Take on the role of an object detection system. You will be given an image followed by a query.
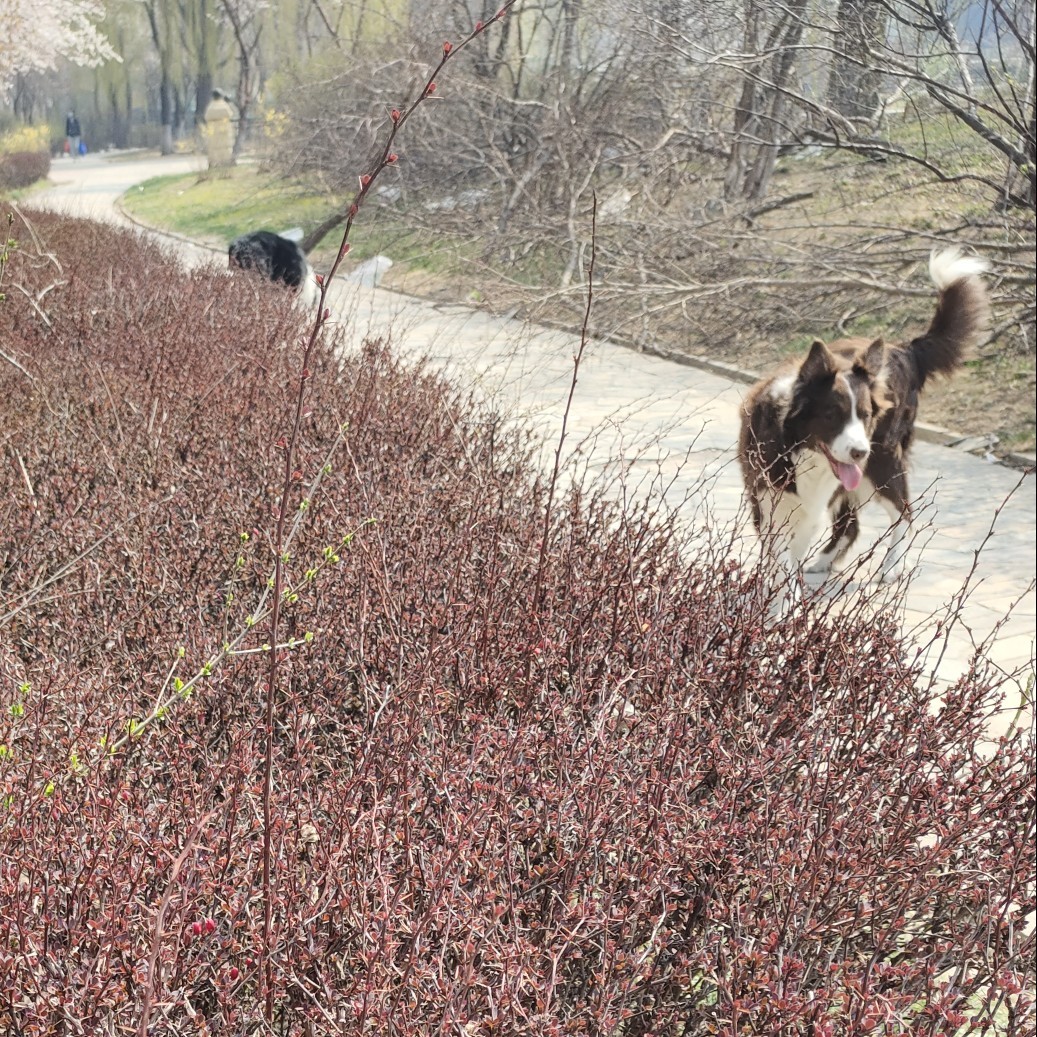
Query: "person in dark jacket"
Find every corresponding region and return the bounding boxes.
[66,112,82,158]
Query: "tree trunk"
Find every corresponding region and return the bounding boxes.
[827,0,888,123]
[124,77,133,148]
[160,71,174,154]
[470,0,506,79]
[724,75,757,194]
[744,5,804,201]
[724,0,806,202]
[220,0,264,163]
[145,0,176,155]
[231,63,253,161]
[12,73,38,123]
[300,208,344,255]
[1018,53,1036,208]
[195,0,215,126]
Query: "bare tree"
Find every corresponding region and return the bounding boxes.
[810,0,1035,209]
[219,0,266,159]
[183,0,222,128]
[257,0,1033,383]
[143,0,177,153]
[722,0,808,201]
[827,0,890,123]
[95,17,136,147]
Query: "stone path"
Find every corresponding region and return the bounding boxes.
[33,151,1035,733]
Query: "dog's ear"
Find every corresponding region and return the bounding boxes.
[855,338,885,379]
[799,339,835,382]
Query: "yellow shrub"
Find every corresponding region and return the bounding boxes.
[0,125,49,155]
[263,109,289,142]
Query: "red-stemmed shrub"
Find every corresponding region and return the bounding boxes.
[0,210,1033,1034]
[0,150,51,191]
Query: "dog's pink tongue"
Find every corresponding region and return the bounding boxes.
[835,461,863,491]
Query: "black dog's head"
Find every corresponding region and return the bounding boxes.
[228,230,305,289]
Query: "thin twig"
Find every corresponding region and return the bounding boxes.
[527,193,598,684]
[258,4,522,1019]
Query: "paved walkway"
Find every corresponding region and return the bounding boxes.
[33,152,1036,734]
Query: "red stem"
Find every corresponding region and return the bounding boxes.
[259,4,520,1018]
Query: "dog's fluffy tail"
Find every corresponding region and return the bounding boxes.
[299,261,318,307]
[909,248,990,388]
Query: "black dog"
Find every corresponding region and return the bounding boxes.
[228,230,317,305]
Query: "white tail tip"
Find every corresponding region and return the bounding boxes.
[929,248,989,290]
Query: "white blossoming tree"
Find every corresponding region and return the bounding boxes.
[1,0,117,96]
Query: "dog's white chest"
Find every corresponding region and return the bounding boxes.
[755,451,838,571]
[793,451,839,515]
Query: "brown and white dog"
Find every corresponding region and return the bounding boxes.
[739,249,990,600]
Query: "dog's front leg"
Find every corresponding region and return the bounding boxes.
[806,494,860,575]
[760,493,818,610]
